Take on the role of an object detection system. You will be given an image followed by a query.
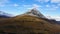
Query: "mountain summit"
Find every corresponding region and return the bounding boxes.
[24,8,46,18]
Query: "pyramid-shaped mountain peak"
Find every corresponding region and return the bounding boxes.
[27,9,42,16]
[23,8,46,18]
[29,8,40,14]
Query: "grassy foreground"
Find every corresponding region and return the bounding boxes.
[0,15,60,34]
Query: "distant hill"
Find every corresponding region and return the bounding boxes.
[0,11,12,18]
[0,9,60,34]
[57,21,60,24]
[48,19,60,24]
[0,15,10,18]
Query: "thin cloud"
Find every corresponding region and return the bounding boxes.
[45,4,59,10]
[58,3,60,6]
[23,4,41,8]
[51,5,59,9]
[51,16,60,21]
[23,4,42,9]
[13,4,19,7]
[46,16,60,21]
[32,4,41,8]
[46,5,50,7]
[0,0,9,7]
[0,4,5,7]
[51,0,60,3]
[0,0,9,4]
[35,0,49,3]
[35,0,60,3]
[23,5,31,7]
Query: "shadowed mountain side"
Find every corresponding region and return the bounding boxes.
[0,11,13,18]
[0,15,11,18]
[0,15,60,34]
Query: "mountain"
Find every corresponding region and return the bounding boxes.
[21,9,59,24]
[0,9,60,34]
[57,21,60,24]
[0,15,10,18]
[47,19,60,24]
[0,11,12,18]
[22,9,46,18]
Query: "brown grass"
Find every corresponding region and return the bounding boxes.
[0,15,60,34]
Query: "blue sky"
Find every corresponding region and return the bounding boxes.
[0,0,60,21]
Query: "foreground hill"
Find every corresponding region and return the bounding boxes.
[0,15,60,34]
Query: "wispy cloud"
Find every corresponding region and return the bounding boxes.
[52,16,60,21]
[46,5,50,7]
[0,0,9,7]
[0,4,5,7]
[0,0,9,3]
[45,3,60,11]
[13,4,19,7]
[35,0,60,3]
[51,0,60,3]
[58,3,60,6]
[23,5,31,7]
[32,4,41,8]
[0,0,20,7]
[35,0,49,3]
[46,16,60,21]
[23,4,42,9]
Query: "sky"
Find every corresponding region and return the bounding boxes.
[0,0,60,21]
